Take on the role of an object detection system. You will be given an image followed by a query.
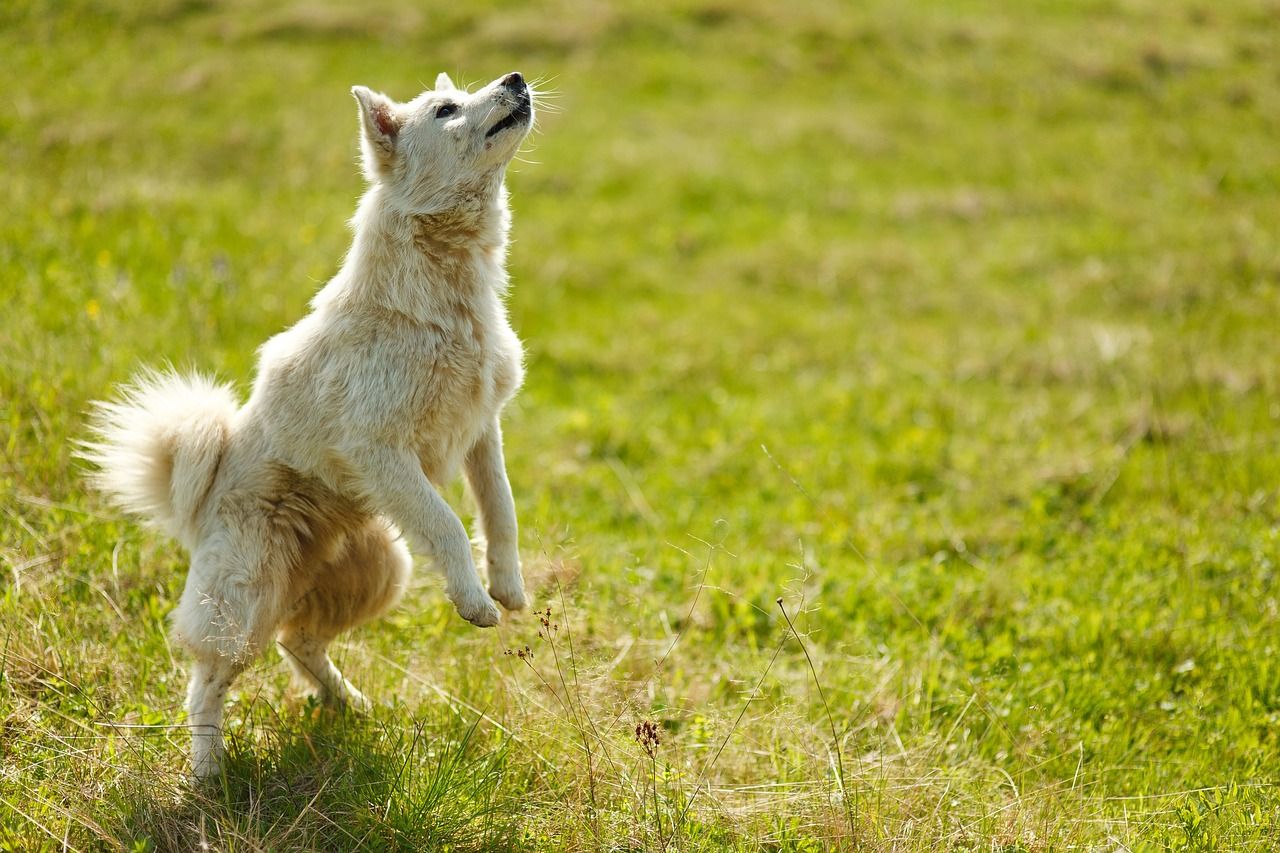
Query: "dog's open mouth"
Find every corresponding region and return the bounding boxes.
[485,94,532,138]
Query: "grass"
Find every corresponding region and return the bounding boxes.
[2,0,1279,848]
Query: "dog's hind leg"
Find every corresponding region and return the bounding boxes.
[273,625,366,712]
[277,519,411,710]
[186,655,244,781]
[172,528,291,782]
[277,627,371,711]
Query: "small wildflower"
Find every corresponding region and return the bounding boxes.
[504,645,534,661]
[635,719,661,759]
[536,607,557,638]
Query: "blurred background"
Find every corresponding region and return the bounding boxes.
[2,0,1279,848]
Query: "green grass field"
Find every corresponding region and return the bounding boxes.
[3,0,1280,848]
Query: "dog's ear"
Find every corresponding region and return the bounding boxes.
[435,72,456,91]
[351,85,401,179]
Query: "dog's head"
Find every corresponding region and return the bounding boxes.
[351,71,534,212]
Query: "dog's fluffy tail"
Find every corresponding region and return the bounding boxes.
[81,369,239,542]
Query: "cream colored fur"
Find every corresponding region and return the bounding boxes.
[83,71,537,781]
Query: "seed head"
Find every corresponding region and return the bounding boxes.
[635,719,661,759]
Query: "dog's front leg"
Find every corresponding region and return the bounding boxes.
[352,444,500,627]
[464,420,527,611]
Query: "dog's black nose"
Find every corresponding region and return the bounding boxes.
[501,71,525,90]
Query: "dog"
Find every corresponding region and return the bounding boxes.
[83,71,537,780]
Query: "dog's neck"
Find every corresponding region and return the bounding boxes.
[317,182,511,320]
[411,181,510,256]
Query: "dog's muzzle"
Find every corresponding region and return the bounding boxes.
[485,72,532,138]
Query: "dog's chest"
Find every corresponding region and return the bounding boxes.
[407,300,523,478]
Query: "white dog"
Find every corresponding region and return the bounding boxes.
[83,71,537,780]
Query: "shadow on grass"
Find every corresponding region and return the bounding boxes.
[101,702,520,851]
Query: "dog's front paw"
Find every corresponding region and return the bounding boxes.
[486,550,528,611]
[450,585,502,627]
[488,571,528,611]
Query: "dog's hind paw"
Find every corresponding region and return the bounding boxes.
[313,682,372,714]
[338,686,374,714]
[189,744,225,785]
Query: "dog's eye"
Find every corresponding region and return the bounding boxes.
[435,103,458,119]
